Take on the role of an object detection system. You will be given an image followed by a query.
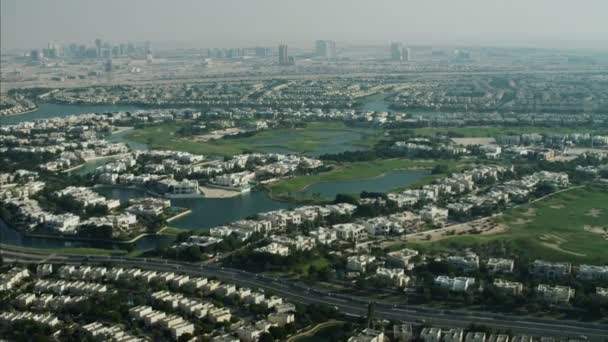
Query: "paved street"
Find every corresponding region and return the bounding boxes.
[2,246,607,340]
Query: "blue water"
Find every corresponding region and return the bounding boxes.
[93,186,291,231]
[1,103,143,125]
[0,218,174,251]
[361,96,391,112]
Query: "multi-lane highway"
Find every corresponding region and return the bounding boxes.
[2,246,607,340]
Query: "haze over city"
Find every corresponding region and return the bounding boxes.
[2,0,608,51]
[2,1,608,342]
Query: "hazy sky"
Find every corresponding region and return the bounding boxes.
[2,0,608,51]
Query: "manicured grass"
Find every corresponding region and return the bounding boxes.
[159,226,188,236]
[292,321,347,342]
[409,126,608,138]
[407,187,608,264]
[291,256,330,277]
[2,244,127,256]
[267,158,443,198]
[126,121,382,157]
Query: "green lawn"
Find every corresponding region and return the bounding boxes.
[2,245,127,256]
[126,121,382,157]
[407,187,608,264]
[292,321,347,342]
[267,158,443,198]
[291,256,330,277]
[159,226,188,236]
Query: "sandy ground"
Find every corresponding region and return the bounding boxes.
[538,234,586,257]
[451,137,496,146]
[585,208,602,218]
[199,185,244,198]
[549,204,565,209]
[583,225,608,240]
[192,128,244,142]
[406,217,506,242]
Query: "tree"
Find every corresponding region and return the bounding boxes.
[431,164,451,175]
[367,301,376,329]
[258,332,274,342]
[183,245,203,261]
[334,193,358,205]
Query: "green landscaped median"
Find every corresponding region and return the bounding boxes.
[406,186,608,264]
[267,159,443,198]
[1,244,127,256]
[126,121,382,157]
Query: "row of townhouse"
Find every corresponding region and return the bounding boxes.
[82,322,146,342]
[57,265,108,280]
[419,328,519,342]
[33,279,108,295]
[15,293,86,310]
[0,267,30,292]
[151,290,231,323]
[0,311,61,328]
[51,265,290,312]
[129,305,195,340]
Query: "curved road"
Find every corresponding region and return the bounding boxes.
[1,246,607,340]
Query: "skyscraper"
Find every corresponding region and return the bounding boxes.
[95,38,102,58]
[390,42,403,61]
[315,40,337,59]
[403,47,411,62]
[278,44,292,65]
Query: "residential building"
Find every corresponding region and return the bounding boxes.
[348,328,384,342]
[346,255,376,273]
[530,260,571,279]
[487,258,514,274]
[420,327,442,342]
[493,279,524,296]
[435,276,476,292]
[536,284,575,304]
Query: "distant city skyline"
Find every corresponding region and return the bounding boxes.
[2,0,608,52]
